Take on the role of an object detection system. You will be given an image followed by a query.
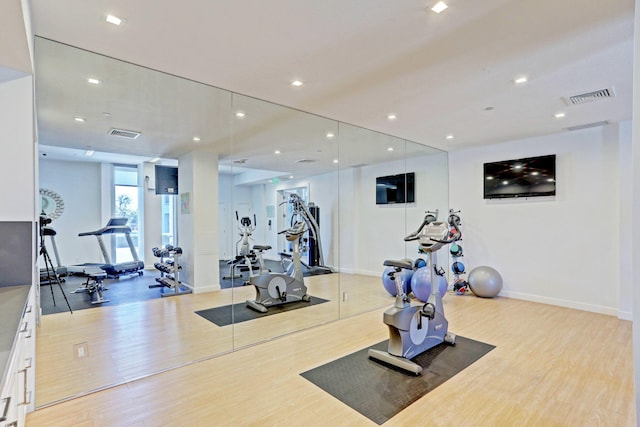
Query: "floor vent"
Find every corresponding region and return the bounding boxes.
[108,128,141,139]
[567,120,610,131]
[564,88,615,105]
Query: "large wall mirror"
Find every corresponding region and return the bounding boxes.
[34,37,448,407]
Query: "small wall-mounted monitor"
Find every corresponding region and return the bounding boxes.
[155,165,178,195]
[376,172,415,205]
[483,154,556,199]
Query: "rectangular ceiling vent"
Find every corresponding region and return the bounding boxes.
[564,87,615,105]
[108,128,141,139]
[567,120,610,131]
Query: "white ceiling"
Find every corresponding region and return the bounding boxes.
[29,0,635,172]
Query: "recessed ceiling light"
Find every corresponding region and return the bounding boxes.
[326,132,335,139]
[333,159,339,164]
[274,150,281,155]
[87,78,101,85]
[531,171,539,176]
[387,113,397,120]
[431,1,448,13]
[193,136,201,142]
[235,111,246,118]
[149,158,160,163]
[291,80,303,87]
[554,112,566,119]
[74,117,85,122]
[445,134,454,140]
[289,175,294,179]
[387,147,394,152]
[106,14,123,25]
[514,76,528,84]
[84,150,94,157]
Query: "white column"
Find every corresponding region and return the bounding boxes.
[178,151,220,292]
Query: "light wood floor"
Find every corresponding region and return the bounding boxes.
[28,283,634,426]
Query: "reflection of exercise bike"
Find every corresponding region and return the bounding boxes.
[369,213,457,374]
[223,212,259,280]
[246,221,311,313]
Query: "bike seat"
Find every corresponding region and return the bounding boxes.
[253,245,272,251]
[383,259,413,270]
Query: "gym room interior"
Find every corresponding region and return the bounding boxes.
[1,1,639,426]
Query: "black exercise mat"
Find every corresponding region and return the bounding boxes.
[40,272,168,315]
[195,296,329,326]
[300,336,495,425]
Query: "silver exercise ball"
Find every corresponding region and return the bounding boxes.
[468,266,503,298]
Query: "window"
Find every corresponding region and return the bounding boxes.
[161,194,177,246]
[113,165,140,263]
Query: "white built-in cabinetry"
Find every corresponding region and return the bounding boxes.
[0,285,36,427]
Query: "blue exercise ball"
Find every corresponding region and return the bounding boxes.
[381,267,413,296]
[411,267,448,302]
[452,261,466,274]
[468,266,503,298]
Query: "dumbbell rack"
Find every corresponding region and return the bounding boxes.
[149,245,192,297]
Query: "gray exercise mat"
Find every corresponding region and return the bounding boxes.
[300,336,495,425]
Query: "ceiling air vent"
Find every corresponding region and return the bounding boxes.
[567,120,610,131]
[108,128,141,139]
[563,88,615,106]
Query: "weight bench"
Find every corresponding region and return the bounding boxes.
[72,267,109,304]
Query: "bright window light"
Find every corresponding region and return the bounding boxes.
[106,15,122,25]
[431,1,448,13]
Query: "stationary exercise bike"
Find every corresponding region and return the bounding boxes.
[245,220,311,313]
[369,213,457,374]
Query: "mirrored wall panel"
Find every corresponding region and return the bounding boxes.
[33,36,448,407]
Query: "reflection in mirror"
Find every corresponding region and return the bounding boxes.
[33,37,448,408]
[223,94,341,348]
[338,123,448,318]
[34,37,235,406]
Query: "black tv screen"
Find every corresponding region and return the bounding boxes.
[376,172,415,204]
[155,165,178,195]
[483,154,556,199]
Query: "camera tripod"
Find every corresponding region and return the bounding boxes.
[40,220,72,313]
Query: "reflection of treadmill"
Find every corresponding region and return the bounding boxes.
[68,218,144,279]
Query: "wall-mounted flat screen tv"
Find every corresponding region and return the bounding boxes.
[376,172,415,204]
[155,165,178,195]
[483,154,556,199]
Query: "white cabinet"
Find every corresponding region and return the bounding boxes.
[0,286,35,427]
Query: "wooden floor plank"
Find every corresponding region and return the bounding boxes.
[28,277,635,426]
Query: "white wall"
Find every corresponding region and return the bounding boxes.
[631,0,639,419]
[142,162,163,268]
[39,159,103,265]
[449,123,629,317]
[0,76,35,220]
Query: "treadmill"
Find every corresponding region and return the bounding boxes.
[68,218,145,278]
